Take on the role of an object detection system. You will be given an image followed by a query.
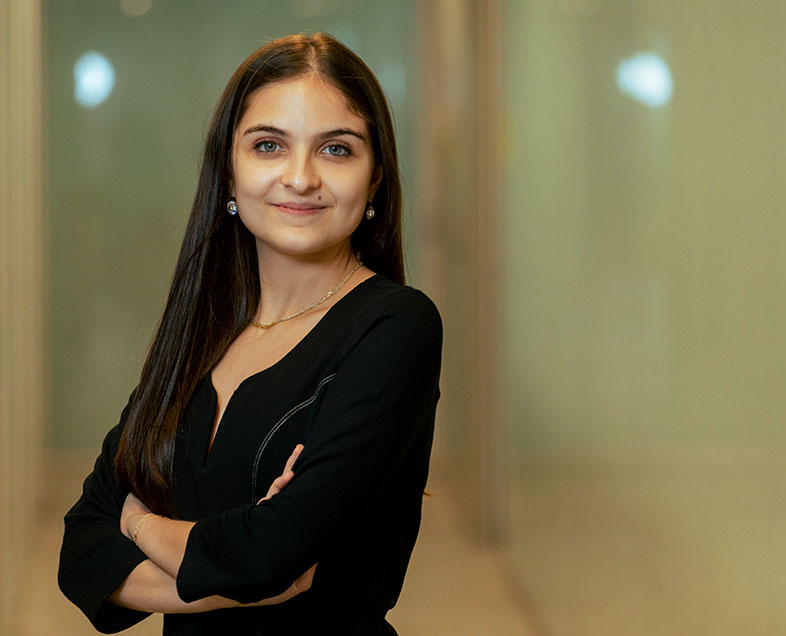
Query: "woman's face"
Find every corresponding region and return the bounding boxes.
[231,75,381,261]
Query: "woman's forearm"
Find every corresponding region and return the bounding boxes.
[129,513,194,579]
[108,559,232,613]
[109,559,314,613]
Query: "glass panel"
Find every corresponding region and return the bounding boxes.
[502,1,786,634]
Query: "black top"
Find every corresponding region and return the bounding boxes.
[58,274,442,635]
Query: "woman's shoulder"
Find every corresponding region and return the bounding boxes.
[324,273,442,376]
[355,274,442,332]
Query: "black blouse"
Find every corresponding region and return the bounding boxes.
[58,274,442,635]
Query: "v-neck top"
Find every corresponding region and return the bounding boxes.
[58,275,442,635]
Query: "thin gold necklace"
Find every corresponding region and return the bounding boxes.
[250,261,364,330]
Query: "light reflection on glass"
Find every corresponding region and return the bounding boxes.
[120,0,153,18]
[616,52,673,108]
[73,52,115,108]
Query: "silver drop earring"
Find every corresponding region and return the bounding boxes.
[226,198,238,215]
[365,202,375,220]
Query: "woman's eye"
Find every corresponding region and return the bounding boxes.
[255,140,281,153]
[323,144,351,157]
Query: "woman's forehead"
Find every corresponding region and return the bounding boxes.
[237,76,368,137]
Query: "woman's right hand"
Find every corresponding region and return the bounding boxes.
[258,444,304,504]
[250,563,317,606]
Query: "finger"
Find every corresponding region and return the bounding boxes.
[283,444,304,474]
[301,564,317,590]
[257,446,302,506]
[291,564,317,595]
[260,470,295,503]
[272,472,293,491]
[285,444,303,472]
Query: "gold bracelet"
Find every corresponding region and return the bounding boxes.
[132,513,161,545]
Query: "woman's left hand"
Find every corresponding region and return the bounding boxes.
[258,444,304,504]
[121,491,153,541]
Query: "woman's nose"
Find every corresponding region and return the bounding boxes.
[281,151,320,193]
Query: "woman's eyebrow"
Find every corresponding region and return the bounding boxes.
[316,128,367,142]
[242,124,286,137]
[241,124,366,142]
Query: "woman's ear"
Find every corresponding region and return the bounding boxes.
[369,165,383,200]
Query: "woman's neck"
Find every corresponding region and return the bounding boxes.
[253,243,362,324]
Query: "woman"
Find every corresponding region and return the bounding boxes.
[58,33,442,635]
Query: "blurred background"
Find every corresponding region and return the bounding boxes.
[2,0,785,634]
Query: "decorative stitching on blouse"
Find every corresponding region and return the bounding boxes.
[250,373,336,503]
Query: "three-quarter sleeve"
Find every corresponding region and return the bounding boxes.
[176,290,442,604]
[58,394,152,633]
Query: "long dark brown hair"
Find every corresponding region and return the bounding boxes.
[115,33,404,516]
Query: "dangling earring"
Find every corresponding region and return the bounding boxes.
[226,198,238,215]
[365,202,375,220]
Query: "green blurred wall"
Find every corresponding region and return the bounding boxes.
[45,0,417,448]
[502,0,785,450]
[501,1,786,634]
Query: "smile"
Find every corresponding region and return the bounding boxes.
[271,202,328,216]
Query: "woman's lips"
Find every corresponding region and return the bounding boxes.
[272,202,327,216]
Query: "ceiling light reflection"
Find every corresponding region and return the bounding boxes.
[616,52,673,108]
[73,52,115,108]
[120,0,153,18]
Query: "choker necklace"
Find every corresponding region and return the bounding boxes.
[250,261,364,330]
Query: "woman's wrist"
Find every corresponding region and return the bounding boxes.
[123,510,143,541]
[121,492,154,540]
[131,512,162,544]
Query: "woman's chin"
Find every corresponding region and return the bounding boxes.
[255,237,352,261]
